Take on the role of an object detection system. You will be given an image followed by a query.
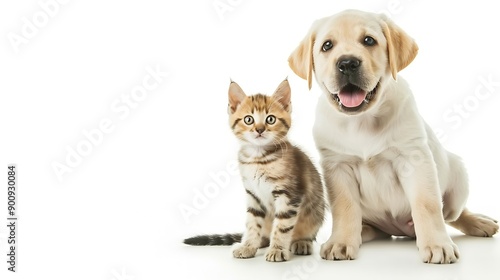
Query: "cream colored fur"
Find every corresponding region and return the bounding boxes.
[288,9,498,264]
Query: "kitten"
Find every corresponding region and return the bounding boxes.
[184,79,325,262]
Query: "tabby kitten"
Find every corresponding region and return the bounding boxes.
[184,79,325,262]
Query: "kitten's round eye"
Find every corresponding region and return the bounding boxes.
[363,36,376,46]
[322,40,333,52]
[266,115,276,125]
[244,115,254,125]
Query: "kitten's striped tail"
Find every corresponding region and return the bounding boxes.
[183,233,242,246]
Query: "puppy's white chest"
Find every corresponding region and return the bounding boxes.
[316,124,387,159]
[313,97,390,159]
[341,130,386,159]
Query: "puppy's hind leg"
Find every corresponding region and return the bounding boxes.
[443,153,498,237]
[448,208,499,237]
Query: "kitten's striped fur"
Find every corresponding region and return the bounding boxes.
[184,79,325,262]
[184,233,242,246]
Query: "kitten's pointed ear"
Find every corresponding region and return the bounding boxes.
[273,79,291,112]
[228,80,246,114]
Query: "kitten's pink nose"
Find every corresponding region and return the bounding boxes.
[256,126,265,134]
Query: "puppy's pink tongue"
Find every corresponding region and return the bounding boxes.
[338,90,367,108]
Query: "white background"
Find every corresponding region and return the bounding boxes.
[1,0,500,279]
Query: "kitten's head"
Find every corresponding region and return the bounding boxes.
[228,79,292,147]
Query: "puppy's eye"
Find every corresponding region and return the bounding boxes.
[363,36,376,46]
[322,40,333,52]
[266,115,276,125]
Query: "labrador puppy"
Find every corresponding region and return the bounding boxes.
[288,9,498,264]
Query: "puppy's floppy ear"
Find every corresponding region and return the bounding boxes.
[288,19,324,90]
[379,14,419,80]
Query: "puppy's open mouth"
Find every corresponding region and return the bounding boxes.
[329,82,379,112]
[330,81,380,112]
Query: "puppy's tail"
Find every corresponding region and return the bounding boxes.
[183,233,242,246]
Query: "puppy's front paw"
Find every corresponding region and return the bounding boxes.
[418,239,460,264]
[291,240,313,255]
[232,243,257,259]
[320,241,359,260]
[265,247,290,262]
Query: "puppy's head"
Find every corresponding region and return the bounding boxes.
[289,10,418,115]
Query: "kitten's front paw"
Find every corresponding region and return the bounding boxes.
[418,238,459,264]
[265,247,290,262]
[320,241,359,260]
[232,243,257,259]
[291,240,313,255]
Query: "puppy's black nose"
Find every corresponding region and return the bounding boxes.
[337,57,361,75]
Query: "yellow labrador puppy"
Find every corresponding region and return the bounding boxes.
[288,9,498,264]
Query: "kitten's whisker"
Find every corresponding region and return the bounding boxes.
[272,136,288,161]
